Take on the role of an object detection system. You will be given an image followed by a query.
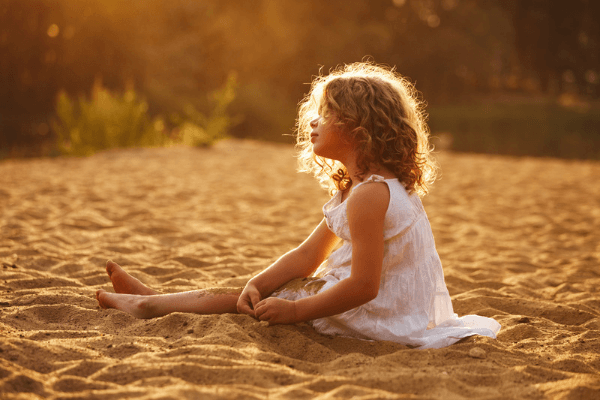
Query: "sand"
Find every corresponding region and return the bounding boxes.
[0,139,599,399]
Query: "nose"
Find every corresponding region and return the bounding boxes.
[309,117,319,128]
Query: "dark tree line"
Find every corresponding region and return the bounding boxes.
[511,0,599,96]
[0,0,598,154]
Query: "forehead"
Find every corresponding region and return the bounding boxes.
[311,89,325,112]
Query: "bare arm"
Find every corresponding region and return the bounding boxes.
[255,182,390,324]
[236,218,340,315]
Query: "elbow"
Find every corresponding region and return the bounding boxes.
[355,280,379,303]
[347,275,380,303]
[364,285,379,302]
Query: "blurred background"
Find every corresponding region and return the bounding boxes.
[1,0,599,159]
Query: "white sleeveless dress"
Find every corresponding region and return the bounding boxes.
[272,174,500,349]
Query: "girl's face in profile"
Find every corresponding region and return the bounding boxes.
[309,113,354,162]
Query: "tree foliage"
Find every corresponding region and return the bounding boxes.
[1,0,598,157]
[52,81,168,156]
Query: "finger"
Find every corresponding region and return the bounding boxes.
[258,310,270,321]
[254,303,266,318]
[250,292,262,308]
[255,299,267,308]
[236,297,254,316]
[256,303,274,320]
[237,303,253,316]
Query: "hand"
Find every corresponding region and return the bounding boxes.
[236,282,261,317]
[254,297,298,325]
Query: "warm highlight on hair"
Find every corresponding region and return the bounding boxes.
[296,62,437,196]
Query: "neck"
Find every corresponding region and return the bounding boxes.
[339,154,395,187]
[337,152,361,185]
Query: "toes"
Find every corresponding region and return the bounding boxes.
[106,260,120,276]
[96,290,106,308]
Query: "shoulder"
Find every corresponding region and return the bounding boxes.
[346,181,390,223]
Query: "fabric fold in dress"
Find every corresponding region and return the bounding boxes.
[272,174,501,349]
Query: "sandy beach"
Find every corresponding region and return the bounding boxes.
[1,140,599,399]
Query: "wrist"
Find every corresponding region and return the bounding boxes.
[294,298,307,323]
[246,278,261,291]
[246,279,267,299]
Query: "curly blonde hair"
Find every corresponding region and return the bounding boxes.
[296,62,437,196]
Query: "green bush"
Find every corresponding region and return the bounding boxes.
[53,73,237,155]
[53,82,169,156]
[428,100,600,160]
[171,72,239,147]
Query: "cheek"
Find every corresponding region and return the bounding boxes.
[312,134,346,159]
[333,130,355,150]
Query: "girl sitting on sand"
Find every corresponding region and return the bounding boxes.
[97,62,500,349]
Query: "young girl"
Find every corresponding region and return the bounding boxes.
[96,62,500,349]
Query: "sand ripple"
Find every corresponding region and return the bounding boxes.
[1,141,599,399]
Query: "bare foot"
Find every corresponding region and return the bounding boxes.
[105,260,158,295]
[96,289,156,318]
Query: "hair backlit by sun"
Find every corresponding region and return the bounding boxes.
[296,61,438,196]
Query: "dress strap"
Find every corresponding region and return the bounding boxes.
[352,174,387,191]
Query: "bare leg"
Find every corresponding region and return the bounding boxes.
[96,288,242,319]
[97,260,242,318]
[105,260,158,295]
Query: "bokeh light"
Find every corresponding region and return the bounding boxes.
[47,24,59,38]
[427,15,440,28]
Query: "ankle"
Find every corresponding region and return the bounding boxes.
[134,297,158,319]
